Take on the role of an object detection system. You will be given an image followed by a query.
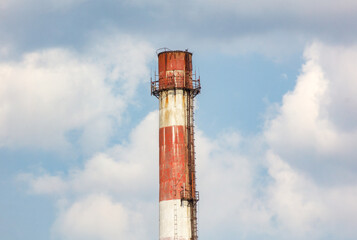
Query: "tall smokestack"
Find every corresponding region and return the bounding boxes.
[151,48,201,240]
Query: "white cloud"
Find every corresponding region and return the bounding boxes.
[265,44,336,154]
[199,41,357,239]
[24,112,357,239]
[53,194,142,240]
[21,111,159,239]
[69,111,159,197]
[195,130,272,238]
[265,42,357,182]
[261,41,357,238]
[0,34,153,151]
[265,151,326,238]
[22,111,158,196]
[265,150,357,239]
[196,130,357,239]
[18,173,67,195]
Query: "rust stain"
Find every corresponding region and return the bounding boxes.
[158,51,193,90]
[165,94,169,107]
[159,126,188,201]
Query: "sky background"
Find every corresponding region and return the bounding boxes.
[1,0,357,239]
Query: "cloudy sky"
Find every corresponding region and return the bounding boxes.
[1,0,357,239]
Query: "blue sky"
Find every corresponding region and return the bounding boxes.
[1,0,357,240]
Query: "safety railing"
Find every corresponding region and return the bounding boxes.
[151,74,201,98]
[180,189,199,203]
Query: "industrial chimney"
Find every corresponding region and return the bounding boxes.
[151,48,201,240]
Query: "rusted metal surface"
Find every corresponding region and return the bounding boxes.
[159,125,188,201]
[158,51,191,90]
[151,50,201,98]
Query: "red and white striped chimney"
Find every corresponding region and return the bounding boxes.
[151,49,201,240]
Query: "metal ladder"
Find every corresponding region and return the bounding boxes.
[186,90,199,240]
[174,202,178,240]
